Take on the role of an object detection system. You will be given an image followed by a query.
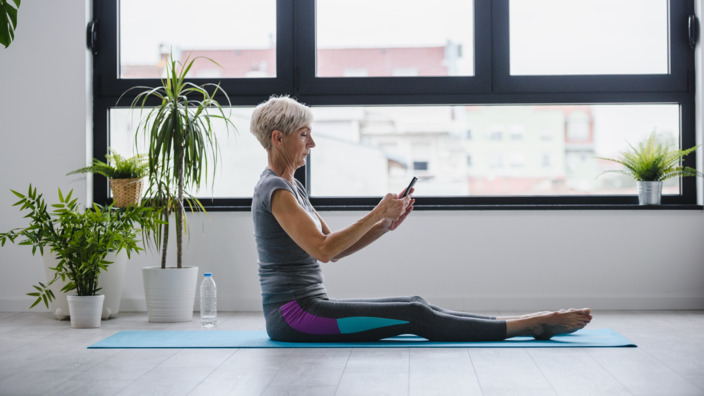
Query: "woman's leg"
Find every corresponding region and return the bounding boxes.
[335,296,496,320]
[341,297,587,327]
[267,296,507,342]
[264,297,591,342]
[315,298,591,340]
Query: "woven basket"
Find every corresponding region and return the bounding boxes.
[110,178,144,208]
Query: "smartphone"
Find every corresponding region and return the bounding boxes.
[401,177,418,198]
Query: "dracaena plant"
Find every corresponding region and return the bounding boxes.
[124,52,236,269]
[0,185,158,308]
[597,132,702,182]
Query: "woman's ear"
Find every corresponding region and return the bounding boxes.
[271,130,284,148]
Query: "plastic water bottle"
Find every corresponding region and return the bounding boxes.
[200,273,217,328]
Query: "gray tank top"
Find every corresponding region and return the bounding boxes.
[252,168,327,304]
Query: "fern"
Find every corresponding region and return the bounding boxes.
[597,132,702,182]
[67,149,148,179]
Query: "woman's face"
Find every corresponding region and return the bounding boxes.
[280,124,315,169]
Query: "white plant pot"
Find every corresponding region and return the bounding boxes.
[98,250,128,319]
[67,294,104,328]
[42,254,70,320]
[637,181,662,205]
[43,251,128,320]
[142,266,199,323]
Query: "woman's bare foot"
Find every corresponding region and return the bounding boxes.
[505,308,592,340]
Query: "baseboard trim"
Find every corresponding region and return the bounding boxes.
[2,295,703,313]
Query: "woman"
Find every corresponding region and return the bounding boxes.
[250,96,591,342]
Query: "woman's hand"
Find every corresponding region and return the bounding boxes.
[378,187,415,231]
[386,200,414,231]
[376,193,409,221]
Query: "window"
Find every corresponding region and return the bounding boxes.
[316,0,474,78]
[509,0,668,76]
[119,0,277,79]
[92,0,698,210]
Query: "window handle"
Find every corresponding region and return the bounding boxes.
[689,14,699,50]
[87,19,98,55]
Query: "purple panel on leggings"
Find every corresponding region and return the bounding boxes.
[280,300,340,335]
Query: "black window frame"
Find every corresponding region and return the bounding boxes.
[92,0,700,211]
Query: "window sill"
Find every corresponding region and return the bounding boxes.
[313,203,703,211]
[198,199,703,212]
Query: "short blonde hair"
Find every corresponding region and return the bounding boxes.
[250,95,313,150]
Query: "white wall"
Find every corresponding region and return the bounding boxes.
[1,1,703,313]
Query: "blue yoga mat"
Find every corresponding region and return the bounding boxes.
[88,329,635,349]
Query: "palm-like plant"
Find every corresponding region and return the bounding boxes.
[597,132,701,182]
[125,52,235,269]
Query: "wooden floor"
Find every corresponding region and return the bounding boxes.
[0,310,702,395]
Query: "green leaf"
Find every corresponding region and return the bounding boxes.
[28,296,42,309]
[0,0,20,48]
[10,189,24,199]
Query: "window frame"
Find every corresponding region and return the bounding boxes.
[92,0,700,211]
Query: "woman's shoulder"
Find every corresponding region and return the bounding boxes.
[255,169,294,197]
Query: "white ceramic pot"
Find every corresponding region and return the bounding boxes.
[67,294,104,328]
[142,266,199,322]
[42,254,70,320]
[43,251,128,320]
[637,181,662,205]
[98,250,128,319]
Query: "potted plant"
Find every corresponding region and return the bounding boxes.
[67,149,148,208]
[0,185,156,327]
[597,132,702,205]
[124,52,235,322]
[0,0,20,48]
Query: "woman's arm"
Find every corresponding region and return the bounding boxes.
[271,189,409,263]
[325,199,414,262]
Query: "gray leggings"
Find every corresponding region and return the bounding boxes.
[263,295,507,342]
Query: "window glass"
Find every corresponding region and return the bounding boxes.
[308,104,680,197]
[316,0,474,77]
[109,108,266,198]
[509,0,668,75]
[119,0,276,78]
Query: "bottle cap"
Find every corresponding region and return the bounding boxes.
[204,272,212,277]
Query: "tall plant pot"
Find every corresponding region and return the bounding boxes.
[67,294,104,328]
[637,181,662,205]
[98,250,128,319]
[142,266,199,322]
